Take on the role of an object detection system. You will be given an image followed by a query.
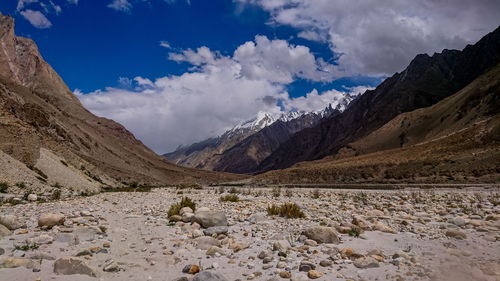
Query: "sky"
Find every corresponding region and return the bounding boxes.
[1,0,499,153]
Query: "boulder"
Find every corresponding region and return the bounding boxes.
[192,211,227,228]
[203,226,228,236]
[193,236,221,250]
[0,215,25,230]
[354,256,380,268]
[192,270,229,281]
[38,213,65,228]
[27,194,37,202]
[0,257,39,270]
[0,224,11,238]
[53,257,96,277]
[303,226,340,244]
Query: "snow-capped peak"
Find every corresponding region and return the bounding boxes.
[231,111,278,132]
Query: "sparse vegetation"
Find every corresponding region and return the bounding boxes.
[217,186,225,194]
[176,183,203,190]
[51,188,62,200]
[0,182,8,193]
[267,203,305,218]
[14,242,39,251]
[168,197,196,217]
[228,187,239,194]
[15,182,26,189]
[272,186,281,198]
[219,194,239,202]
[348,227,361,237]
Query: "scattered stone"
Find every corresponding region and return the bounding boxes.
[192,211,228,228]
[203,226,228,236]
[445,229,467,240]
[279,271,292,279]
[27,194,37,202]
[303,226,340,244]
[38,213,65,228]
[0,257,39,270]
[0,215,25,230]
[307,270,323,279]
[299,261,316,272]
[192,270,229,281]
[0,224,11,238]
[53,257,96,277]
[353,257,380,269]
[103,261,121,272]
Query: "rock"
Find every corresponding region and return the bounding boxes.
[53,257,96,277]
[299,261,316,272]
[319,260,332,267]
[303,226,340,244]
[373,222,397,234]
[0,215,25,230]
[0,224,11,238]
[169,215,182,222]
[179,207,194,216]
[193,236,221,250]
[192,270,229,281]
[38,213,65,228]
[279,271,292,278]
[452,217,466,227]
[353,257,379,269]
[74,227,98,241]
[182,264,201,274]
[55,233,79,246]
[192,211,228,228]
[203,226,228,236]
[32,234,54,244]
[248,213,267,224]
[25,252,55,260]
[192,229,204,238]
[103,261,121,272]
[272,240,291,252]
[206,246,225,257]
[304,239,318,246]
[182,212,194,223]
[445,229,467,239]
[27,194,37,201]
[307,270,323,279]
[0,257,39,269]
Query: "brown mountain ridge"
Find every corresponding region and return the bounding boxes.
[0,14,243,195]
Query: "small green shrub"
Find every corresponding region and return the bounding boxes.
[0,182,8,193]
[15,182,26,189]
[168,197,196,217]
[15,242,39,251]
[219,194,239,202]
[348,227,361,237]
[311,188,320,199]
[267,203,305,218]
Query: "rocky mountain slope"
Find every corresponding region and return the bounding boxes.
[0,14,242,196]
[255,61,500,184]
[256,25,500,173]
[164,104,341,173]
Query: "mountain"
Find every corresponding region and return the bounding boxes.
[0,14,242,195]
[255,62,500,183]
[164,101,346,173]
[256,25,500,173]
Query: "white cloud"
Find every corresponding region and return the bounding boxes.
[77,36,354,153]
[283,86,372,113]
[236,0,500,76]
[159,40,171,49]
[107,0,132,12]
[20,9,52,29]
[16,0,38,11]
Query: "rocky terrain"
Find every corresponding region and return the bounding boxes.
[0,14,243,195]
[0,185,499,281]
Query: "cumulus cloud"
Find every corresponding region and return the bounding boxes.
[77,36,357,153]
[236,0,500,76]
[107,0,132,12]
[20,9,52,29]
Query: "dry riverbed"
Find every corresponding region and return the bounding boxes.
[0,186,499,281]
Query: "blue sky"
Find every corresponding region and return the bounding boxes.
[0,0,380,97]
[1,0,498,153]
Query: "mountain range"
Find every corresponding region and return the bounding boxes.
[163,98,350,173]
[0,14,242,195]
[167,25,500,183]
